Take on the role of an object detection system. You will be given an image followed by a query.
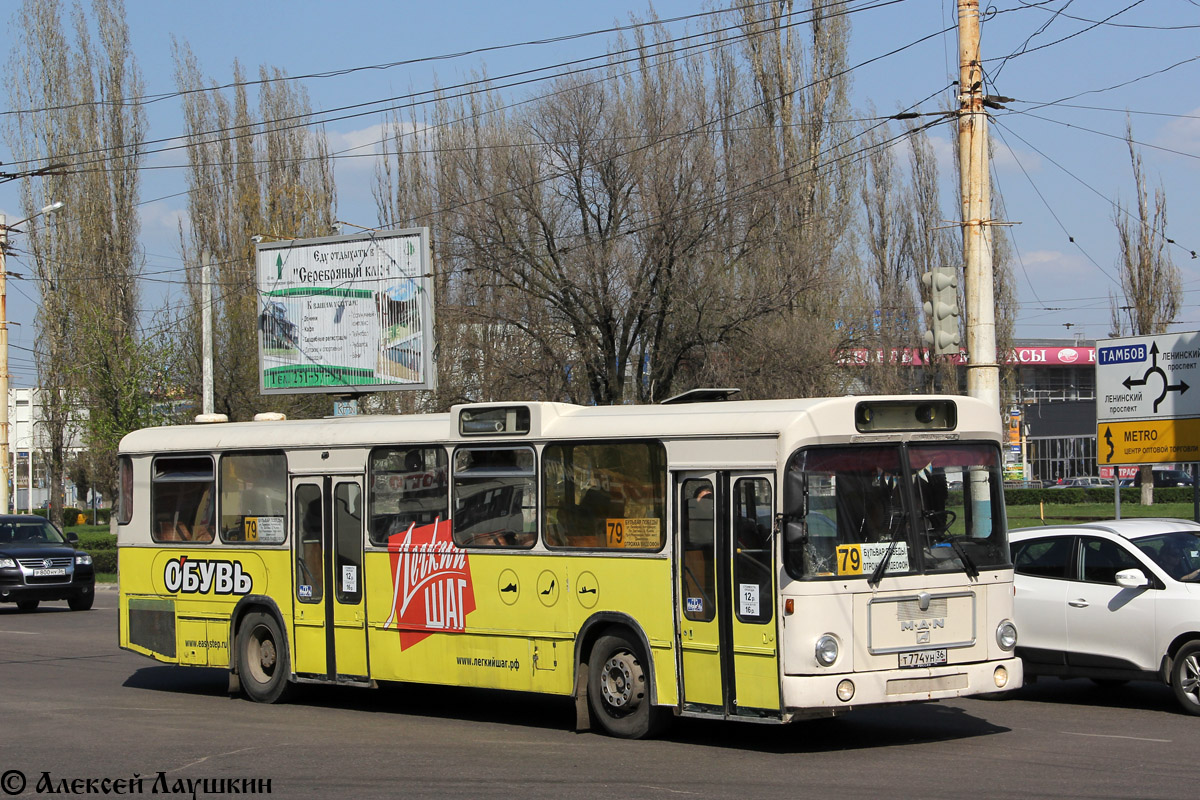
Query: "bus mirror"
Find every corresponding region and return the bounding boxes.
[782,470,806,518]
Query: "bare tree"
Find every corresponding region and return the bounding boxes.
[855,117,922,394]
[174,46,338,420]
[5,0,152,512]
[1109,122,1182,504]
[907,122,961,394]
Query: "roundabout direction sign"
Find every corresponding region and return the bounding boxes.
[1096,331,1200,466]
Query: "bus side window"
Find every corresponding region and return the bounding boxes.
[733,478,772,624]
[452,447,537,548]
[542,441,666,551]
[681,480,715,622]
[368,446,449,545]
[151,456,214,545]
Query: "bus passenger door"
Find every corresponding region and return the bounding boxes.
[677,473,722,708]
[290,477,369,682]
[329,478,368,680]
[727,474,779,713]
[676,472,779,717]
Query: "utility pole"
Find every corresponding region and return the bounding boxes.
[958,0,1000,416]
[1,216,11,513]
[201,250,214,415]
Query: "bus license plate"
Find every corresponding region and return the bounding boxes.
[899,649,947,668]
[33,568,66,577]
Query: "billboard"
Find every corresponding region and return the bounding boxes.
[255,228,436,394]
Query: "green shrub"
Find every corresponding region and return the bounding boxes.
[75,530,116,550]
[89,550,117,574]
[1003,486,1196,506]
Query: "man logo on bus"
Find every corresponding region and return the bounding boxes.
[385,518,476,650]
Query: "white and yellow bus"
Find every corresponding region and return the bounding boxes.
[117,394,1020,738]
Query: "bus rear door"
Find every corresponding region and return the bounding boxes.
[676,471,780,717]
[291,476,369,683]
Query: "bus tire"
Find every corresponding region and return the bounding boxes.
[237,611,293,704]
[586,633,669,739]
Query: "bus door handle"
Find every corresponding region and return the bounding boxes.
[1068,599,1089,608]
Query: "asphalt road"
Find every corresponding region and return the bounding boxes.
[2,586,1197,799]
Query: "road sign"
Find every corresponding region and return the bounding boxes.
[1096,418,1200,466]
[1096,332,1200,422]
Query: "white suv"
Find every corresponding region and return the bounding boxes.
[1010,519,1200,714]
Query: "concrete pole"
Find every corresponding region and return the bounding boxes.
[958,0,1000,416]
[202,250,214,416]
[1,216,10,513]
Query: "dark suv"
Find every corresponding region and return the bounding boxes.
[1133,469,1195,488]
[0,515,95,611]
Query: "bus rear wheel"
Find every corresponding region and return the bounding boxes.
[587,633,669,739]
[237,611,293,704]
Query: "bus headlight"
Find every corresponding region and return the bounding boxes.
[996,619,1017,651]
[815,634,840,666]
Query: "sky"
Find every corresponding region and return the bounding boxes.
[2,0,1199,386]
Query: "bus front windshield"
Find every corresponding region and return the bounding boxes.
[784,442,1009,580]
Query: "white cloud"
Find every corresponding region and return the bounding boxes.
[1021,248,1090,274]
[326,123,388,177]
[1155,106,1200,163]
[138,200,186,257]
[989,135,1040,173]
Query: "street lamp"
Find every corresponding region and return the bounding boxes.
[1,200,64,513]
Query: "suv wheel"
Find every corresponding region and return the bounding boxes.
[68,591,94,611]
[1170,641,1200,715]
[16,600,39,612]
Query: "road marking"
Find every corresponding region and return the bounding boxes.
[1063,731,1171,743]
[0,630,39,635]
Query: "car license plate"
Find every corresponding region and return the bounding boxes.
[33,568,66,577]
[899,649,947,668]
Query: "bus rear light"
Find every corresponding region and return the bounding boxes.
[836,680,855,702]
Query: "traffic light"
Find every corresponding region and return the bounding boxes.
[921,265,961,355]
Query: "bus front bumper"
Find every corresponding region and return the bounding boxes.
[781,656,1022,712]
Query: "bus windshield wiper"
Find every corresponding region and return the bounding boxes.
[869,536,901,587]
[951,538,980,579]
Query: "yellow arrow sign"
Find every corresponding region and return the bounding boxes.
[1097,418,1200,465]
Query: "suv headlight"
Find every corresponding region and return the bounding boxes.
[75,553,92,566]
[815,634,840,666]
[0,557,16,569]
[996,619,1017,651]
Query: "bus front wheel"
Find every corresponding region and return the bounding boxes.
[237,611,293,704]
[587,633,669,739]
